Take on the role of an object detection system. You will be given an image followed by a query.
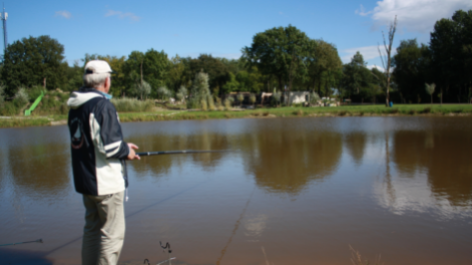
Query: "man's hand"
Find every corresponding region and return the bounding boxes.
[127,143,141,160]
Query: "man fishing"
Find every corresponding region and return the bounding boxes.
[67,60,140,265]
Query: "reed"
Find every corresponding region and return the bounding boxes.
[111,98,154,112]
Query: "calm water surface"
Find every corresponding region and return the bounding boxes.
[1,117,472,265]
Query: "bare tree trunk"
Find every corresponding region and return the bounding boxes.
[378,16,397,107]
[43,78,46,89]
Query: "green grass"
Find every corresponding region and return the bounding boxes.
[0,118,51,128]
[1,104,472,128]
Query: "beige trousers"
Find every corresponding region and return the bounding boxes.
[82,191,125,265]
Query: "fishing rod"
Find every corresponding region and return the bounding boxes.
[0,238,43,247]
[136,150,228,157]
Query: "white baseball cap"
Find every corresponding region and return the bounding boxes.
[84,60,114,74]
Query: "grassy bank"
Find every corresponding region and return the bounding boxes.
[1,104,472,128]
[0,117,52,128]
[117,104,472,122]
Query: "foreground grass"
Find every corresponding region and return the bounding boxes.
[1,104,472,128]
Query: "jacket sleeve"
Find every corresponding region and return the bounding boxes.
[94,100,130,160]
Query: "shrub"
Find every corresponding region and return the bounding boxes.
[0,101,20,115]
[207,95,215,110]
[237,93,244,105]
[157,86,172,100]
[176,85,188,103]
[0,85,4,107]
[310,92,320,104]
[187,97,200,109]
[200,99,208,111]
[224,99,232,110]
[111,97,154,112]
[272,91,282,106]
[134,81,152,100]
[249,94,256,105]
[188,71,210,109]
[28,86,46,102]
[14,87,29,106]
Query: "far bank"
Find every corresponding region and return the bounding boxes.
[2,104,472,129]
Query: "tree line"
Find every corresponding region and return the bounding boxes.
[1,9,471,105]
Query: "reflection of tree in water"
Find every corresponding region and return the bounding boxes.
[393,131,472,206]
[130,132,229,178]
[0,150,6,194]
[239,128,343,194]
[8,143,70,199]
[344,132,367,166]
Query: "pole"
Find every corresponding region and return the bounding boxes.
[136,150,228,157]
[0,239,43,247]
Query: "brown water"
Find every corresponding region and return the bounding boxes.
[1,117,472,265]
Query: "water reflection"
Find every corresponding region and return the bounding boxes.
[130,132,229,178]
[7,143,70,199]
[239,127,343,194]
[344,132,367,166]
[392,131,472,206]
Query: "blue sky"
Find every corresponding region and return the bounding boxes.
[3,0,472,69]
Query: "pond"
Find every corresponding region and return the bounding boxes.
[1,117,472,264]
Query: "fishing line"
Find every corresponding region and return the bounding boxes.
[45,180,210,256]
[0,239,43,247]
[215,186,256,265]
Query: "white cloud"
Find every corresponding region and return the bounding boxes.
[105,10,140,22]
[373,171,472,219]
[357,0,472,33]
[367,64,385,72]
[55,11,72,19]
[341,45,381,63]
[355,4,372,16]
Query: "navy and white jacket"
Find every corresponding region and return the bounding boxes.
[67,88,130,196]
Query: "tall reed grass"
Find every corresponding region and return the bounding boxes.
[111,98,154,112]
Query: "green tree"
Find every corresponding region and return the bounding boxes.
[188,54,230,96]
[100,55,127,97]
[340,52,373,101]
[392,39,431,103]
[221,72,240,95]
[430,9,472,103]
[143,49,170,97]
[235,66,265,93]
[166,55,186,92]
[307,40,342,96]
[243,25,315,101]
[123,49,170,98]
[122,51,145,97]
[64,60,83,92]
[1,35,67,97]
